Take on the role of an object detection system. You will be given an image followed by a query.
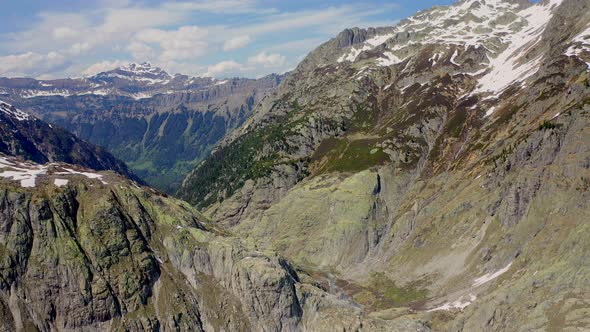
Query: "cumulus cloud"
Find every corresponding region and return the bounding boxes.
[204,52,289,78]
[163,0,271,14]
[223,35,252,51]
[0,51,67,77]
[52,26,80,40]
[136,26,209,61]
[0,1,399,78]
[81,60,129,76]
[247,52,286,67]
[127,42,155,60]
[204,61,246,77]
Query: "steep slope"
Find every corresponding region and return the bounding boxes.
[0,63,282,192]
[0,153,431,331]
[178,0,590,330]
[0,100,139,182]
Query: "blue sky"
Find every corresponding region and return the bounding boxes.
[0,0,457,79]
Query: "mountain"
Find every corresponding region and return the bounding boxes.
[0,63,282,192]
[0,82,417,330]
[0,152,433,331]
[0,100,139,182]
[178,0,590,330]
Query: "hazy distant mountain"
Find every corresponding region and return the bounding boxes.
[0,62,283,192]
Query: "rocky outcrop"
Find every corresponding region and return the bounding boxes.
[0,154,430,331]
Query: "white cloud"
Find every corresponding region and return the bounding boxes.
[163,0,273,14]
[204,52,290,78]
[247,52,286,68]
[81,60,128,76]
[136,26,209,61]
[0,1,400,78]
[205,60,247,77]
[127,42,155,60]
[0,52,67,77]
[52,26,80,40]
[223,35,252,51]
[68,42,92,55]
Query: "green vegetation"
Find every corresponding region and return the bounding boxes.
[350,273,429,311]
[181,127,282,209]
[311,137,389,174]
[179,100,387,207]
[369,273,428,305]
[348,103,377,132]
[178,107,303,209]
[446,109,467,138]
[538,120,563,131]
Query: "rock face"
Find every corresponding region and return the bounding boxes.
[0,100,139,182]
[178,0,590,330]
[0,63,282,193]
[0,153,432,331]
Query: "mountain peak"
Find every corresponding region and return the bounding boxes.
[116,62,170,77]
[119,62,154,72]
[91,62,172,84]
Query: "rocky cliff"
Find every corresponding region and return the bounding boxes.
[178,0,590,330]
[0,153,432,331]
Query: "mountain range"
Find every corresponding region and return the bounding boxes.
[1,0,590,331]
[0,62,282,192]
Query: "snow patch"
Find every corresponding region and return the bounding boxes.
[55,168,108,185]
[450,49,460,66]
[427,294,477,312]
[565,26,590,70]
[0,157,47,187]
[377,52,404,67]
[54,179,69,187]
[21,89,73,98]
[484,106,497,117]
[0,101,31,121]
[0,156,110,188]
[472,0,564,97]
[473,262,513,287]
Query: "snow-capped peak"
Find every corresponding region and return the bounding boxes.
[336,0,564,98]
[92,62,172,85]
[119,62,164,76]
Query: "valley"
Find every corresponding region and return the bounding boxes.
[0,63,282,192]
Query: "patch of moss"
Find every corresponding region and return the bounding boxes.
[311,137,389,174]
[446,109,467,138]
[348,103,377,132]
[369,273,428,305]
[344,272,429,311]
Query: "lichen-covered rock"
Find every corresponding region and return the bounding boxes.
[0,155,421,331]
